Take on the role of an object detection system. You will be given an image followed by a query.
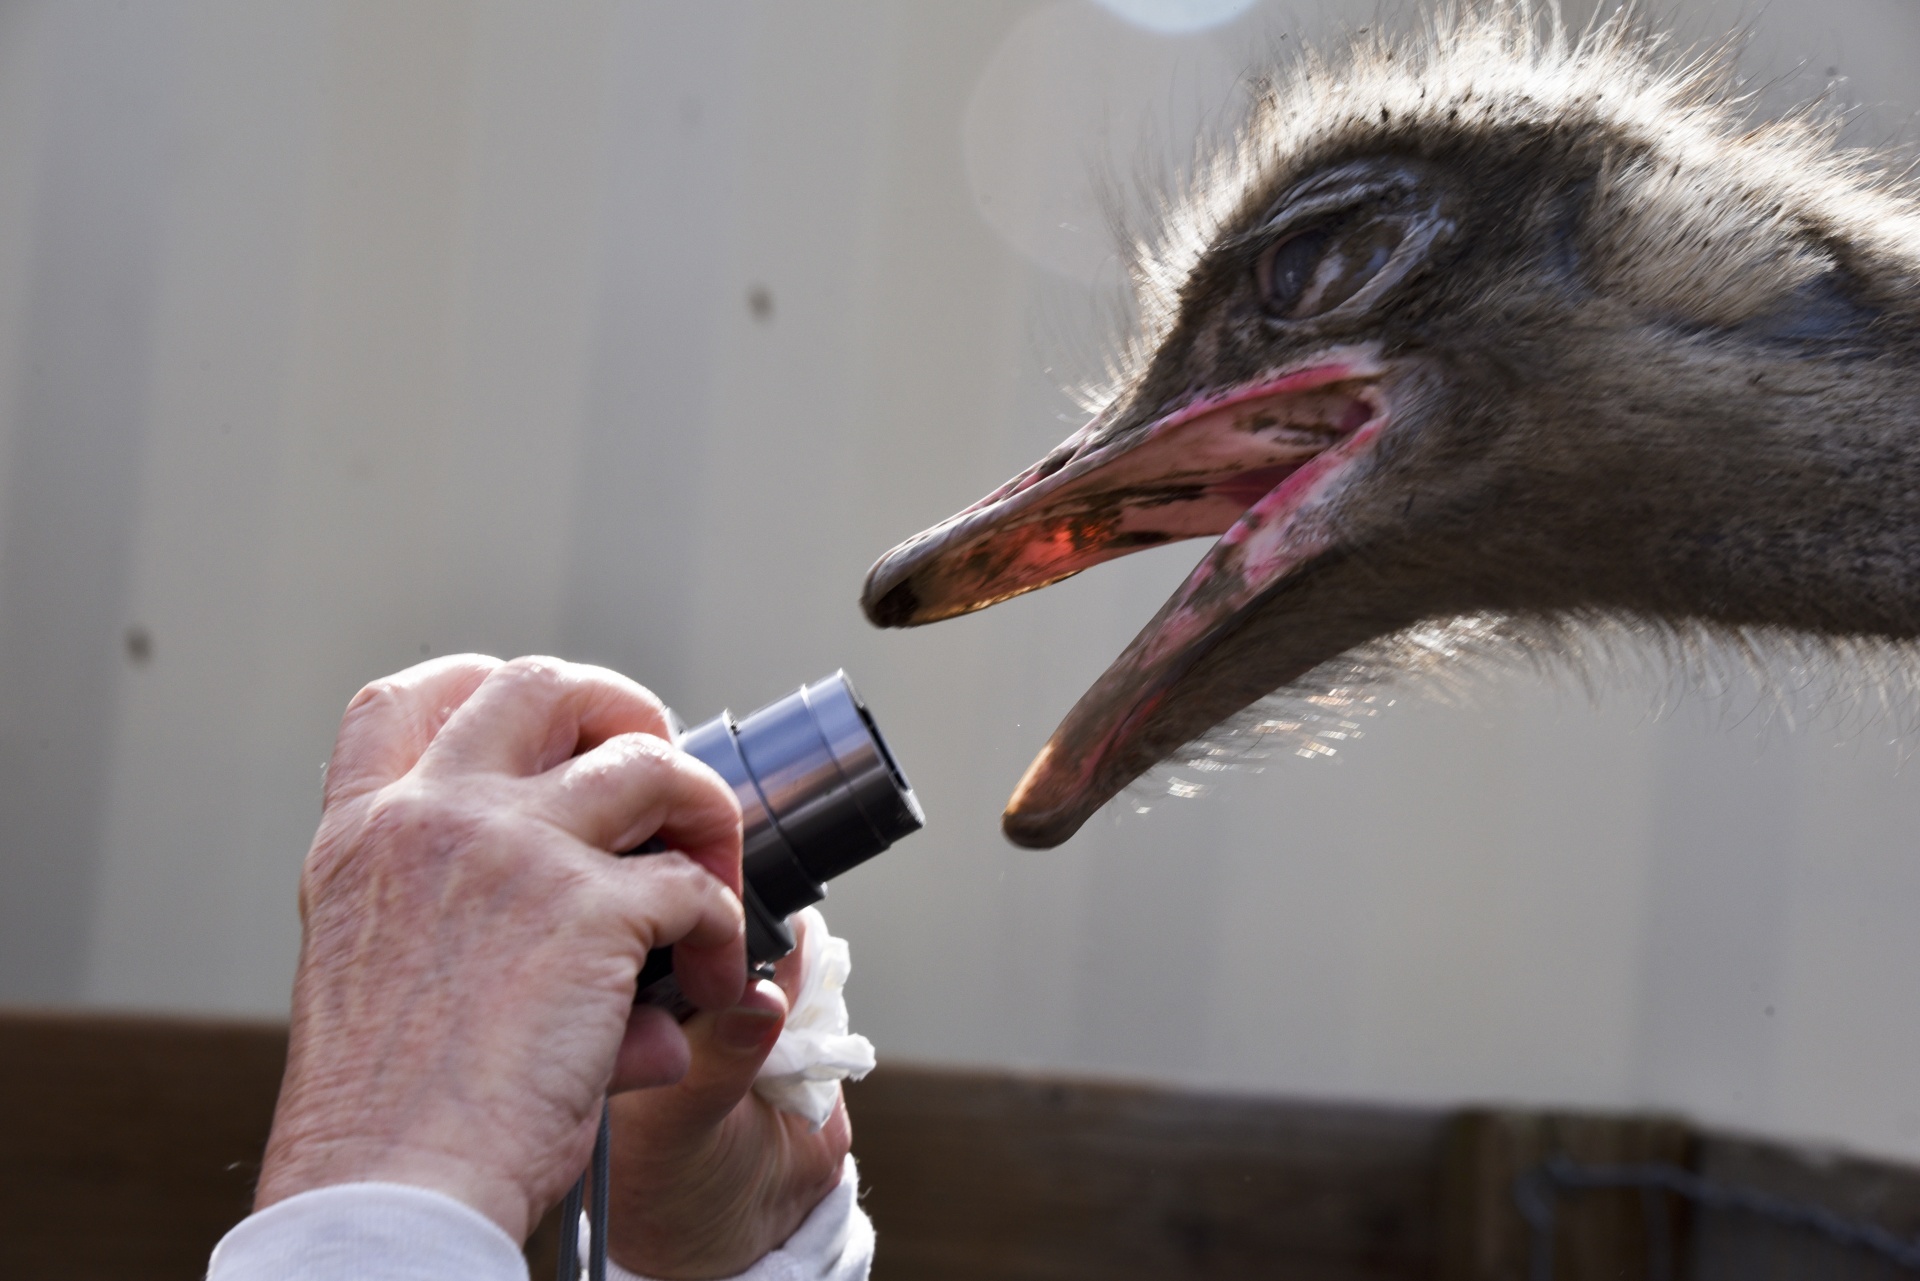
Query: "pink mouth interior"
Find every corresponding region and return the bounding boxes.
[1004,377,1390,818]
[901,366,1381,621]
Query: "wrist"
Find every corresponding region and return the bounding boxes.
[257,1120,540,1243]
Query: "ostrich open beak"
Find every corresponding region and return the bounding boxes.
[862,348,1392,846]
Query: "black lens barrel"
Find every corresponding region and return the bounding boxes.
[728,672,924,897]
[631,670,923,1014]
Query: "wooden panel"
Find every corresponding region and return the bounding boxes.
[1688,1135,1920,1281]
[0,1009,288,1281]
[1438,1110,1694,1281]
[16,1011,1920,1281]
[0,1012,578,1279]
[846,1065,1445,1281]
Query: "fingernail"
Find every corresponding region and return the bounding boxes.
[714,1001,781,1054]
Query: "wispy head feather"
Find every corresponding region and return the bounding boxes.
[1095,1,1920,417]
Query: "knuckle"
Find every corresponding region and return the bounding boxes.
[635,850,733,907]
[567,734,674,802]
[342,676,403,720]
[494,654,570,694]
[635,848,700,887]
[597,734,720,794]
[566,661,668,727]
[614,730,677,767]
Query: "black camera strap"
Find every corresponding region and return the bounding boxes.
[554,1101,610,1281]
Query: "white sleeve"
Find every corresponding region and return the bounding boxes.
[608,1154,872,1281]
[207,1148,871,1281]
[206,1182,529,1281]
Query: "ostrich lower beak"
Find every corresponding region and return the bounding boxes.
[862,352,1390,845]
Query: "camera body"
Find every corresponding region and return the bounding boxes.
[630,671,923,1014]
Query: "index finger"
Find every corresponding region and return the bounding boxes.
[423,656,675,777]
[542,733,744,891]
[324,654,502,805]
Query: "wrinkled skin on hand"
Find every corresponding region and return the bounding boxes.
[607,913,853,1280]
[255,655,749,1243]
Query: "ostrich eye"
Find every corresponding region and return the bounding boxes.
[1257,215,1411,320]
[1259,227,1331,314]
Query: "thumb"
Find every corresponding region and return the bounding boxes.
[653,979,790,1137]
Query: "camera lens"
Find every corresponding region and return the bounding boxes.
[632,670,923,1013]
[733,673,925,887]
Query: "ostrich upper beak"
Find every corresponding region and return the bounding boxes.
[862,349,1391,846]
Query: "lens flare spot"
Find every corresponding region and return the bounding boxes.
[1093,0,1259,34]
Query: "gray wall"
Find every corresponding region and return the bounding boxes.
[5,0,1920,1166]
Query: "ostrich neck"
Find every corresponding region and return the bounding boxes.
[1625,353,1920,642]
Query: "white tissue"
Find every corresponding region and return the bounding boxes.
[753,906,875,1130]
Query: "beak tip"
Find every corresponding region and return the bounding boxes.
[1000,743,1090,849]
[1000,804,1072,849]
[860,552,923,628]
[862,576,920,628]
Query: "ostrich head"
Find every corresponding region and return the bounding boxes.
[862,7,1920,848]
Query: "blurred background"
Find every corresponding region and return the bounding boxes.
[2,0,1920,1171]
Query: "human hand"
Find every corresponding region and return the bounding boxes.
[254,655,749,1243]
[606,913,853,1280]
